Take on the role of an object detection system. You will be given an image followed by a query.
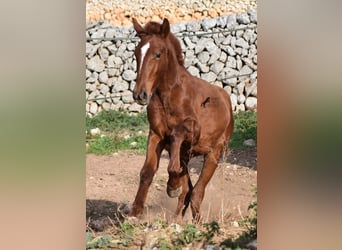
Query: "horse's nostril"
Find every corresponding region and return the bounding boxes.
[139,91,147,101]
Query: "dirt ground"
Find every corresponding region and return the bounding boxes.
[86,148,257,234]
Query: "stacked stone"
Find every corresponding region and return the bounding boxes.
[86,0,257,26]
[86,9,257,116]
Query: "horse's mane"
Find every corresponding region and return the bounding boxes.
[143,21,184,66]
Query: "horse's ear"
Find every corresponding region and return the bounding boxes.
[133,18,146,38]
[160,19,170,38]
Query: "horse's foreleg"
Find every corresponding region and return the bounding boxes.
[190,144,223,222]
[129,132,164,217]
[174,152,193,218]
[167,119,199,198]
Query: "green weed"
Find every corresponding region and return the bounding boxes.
[86,110,257,155]
[230,111,257,149]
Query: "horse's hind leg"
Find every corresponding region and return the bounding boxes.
[190,143,224,222]
[129,131,164,217]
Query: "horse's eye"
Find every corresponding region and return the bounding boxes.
[155,53,161,59]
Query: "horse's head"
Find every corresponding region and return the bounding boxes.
[132,18,171,105]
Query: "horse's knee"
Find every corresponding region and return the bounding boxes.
[139,167,155,185]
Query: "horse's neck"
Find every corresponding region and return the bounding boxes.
[157,64,187,112]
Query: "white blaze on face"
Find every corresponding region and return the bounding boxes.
[139,42,150,71]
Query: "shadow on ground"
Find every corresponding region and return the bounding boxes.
[86,199,130,231]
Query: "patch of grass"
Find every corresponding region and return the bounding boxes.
[86,110,148,134]
[86,110,257,155]
[220,188,257,249]
[87,134,147,155]
[229,111,257,149]
[86,110,149,155]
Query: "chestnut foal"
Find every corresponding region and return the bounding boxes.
[129,18,234,221]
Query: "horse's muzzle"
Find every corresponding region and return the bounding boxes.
[133,90,150,105]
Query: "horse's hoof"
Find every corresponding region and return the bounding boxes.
[167,186,182,198]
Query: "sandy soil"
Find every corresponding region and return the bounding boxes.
[86,148,257,234]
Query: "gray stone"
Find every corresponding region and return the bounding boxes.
[86,22,97,30]
[245,97,257,110]
[204,39,219,53]
[107,45,117,54]
[88,44,100,58]
[248,45,257,57]
[196,62,209,73]
[243,29,254,43]
[187,66,200,77]
[236,103,245,112]
[86,43,94,57]
[107,77,114,87]
[112,81,129,92]
[227,56,237,68]
[91,29,106,39]
[198,51,210,64]
[219,51,227,63]
[122,70,136,81]
[208,49,221,64]
[241,57,257,70]
[195,38,213,54]
[116,44,127,57]
[236,30,244,38]
[227,15,237,30]
[236,58,243,70]
[201,72,216,83]
[89,102,98,114]
[245,80,257,97]
[230,93,238,108]
[224,77,237,86]
[187,20,201,32]
[230,36,236,48]
[102,102,111,111]
[238,94,246,104]
[218,68,239,81]
[225,46,236,56]
[224,86,232,94]
[235,47,242,55]
[171,22,186,33]
[241,48,248,57]
[243,139,256,147]
[105,28,116,38]
[121,90,134,104]
[210,61,225,75]
[87,72,98,83]
[107,68,119,77]
[240,65,253,76]
[128,103,143,112]
[95,94,105,105]
[183,36,195,49]
[126,42,135,51]
[100,84,110,95]
[248,9,257,23]
[213,81,223,88]
[98,71,108,83]
[236,38,249,49]
[107,55,123,68]
[237,81,245,95]
[86,69,91,78]
[217,15,228,28]
[253,55,257,64]
[237,13,250,24]
[99,47,109,61]
[202,18,217,31]
[87,56,105,72]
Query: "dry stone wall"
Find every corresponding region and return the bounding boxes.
[86,9,257,116]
